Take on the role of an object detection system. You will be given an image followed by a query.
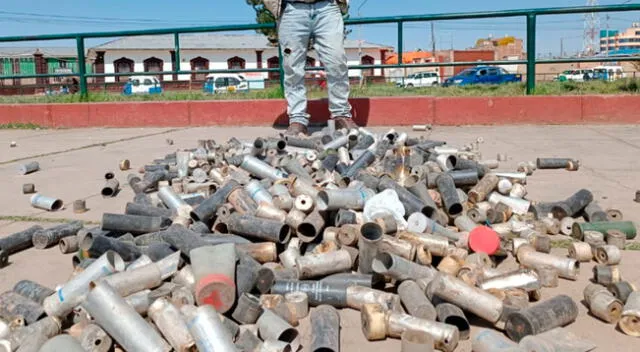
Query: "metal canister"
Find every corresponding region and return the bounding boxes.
[593,265,621,286]
[505,295,578,342]
[619,291,640,337]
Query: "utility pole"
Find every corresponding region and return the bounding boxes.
[431,22,437,58]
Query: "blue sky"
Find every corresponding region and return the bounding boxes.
[0,0,638,55]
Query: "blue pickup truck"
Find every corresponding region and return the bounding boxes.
[443,66,522,87]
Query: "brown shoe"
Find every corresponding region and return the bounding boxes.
[285,122,309,136]
[334,117,358,130]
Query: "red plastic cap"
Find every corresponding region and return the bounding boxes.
[195,274,236,313]
[468,226,501,255]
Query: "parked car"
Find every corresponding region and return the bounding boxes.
[443,66,522,87]
[203,74,249,94]
[555,69,594,82]
[398,71,440,88]
[123,76,162,95]
[592,66,626,81]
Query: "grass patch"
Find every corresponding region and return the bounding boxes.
[0,215,99,225]
[551,239,574,249]
[0,122,44,130]
[625,242,640,251]
[1,79,639,104]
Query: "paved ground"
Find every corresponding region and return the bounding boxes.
[1,125,639,351]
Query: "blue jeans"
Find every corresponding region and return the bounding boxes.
[279,0,352,126]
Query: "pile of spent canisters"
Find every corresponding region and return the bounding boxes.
[2,125,640,352]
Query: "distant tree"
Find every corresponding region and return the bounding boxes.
[631,58,640,73]
[246,0,279,46]
[246,0,352,49]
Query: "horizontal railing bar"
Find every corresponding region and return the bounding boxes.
[0,5,637,42]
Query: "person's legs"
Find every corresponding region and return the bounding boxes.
[278,2,312,127]
[312,1,352,120]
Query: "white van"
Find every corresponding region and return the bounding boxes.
[399,71,440,88]
[592,66,626,81]
[556,69,594,82]
[123,76,162,95]
[203,74,249,94]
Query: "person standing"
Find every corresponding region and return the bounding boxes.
[264,0,357,135]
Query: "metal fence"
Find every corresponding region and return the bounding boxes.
[0,4,639,97]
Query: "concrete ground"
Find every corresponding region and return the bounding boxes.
[1,125,639,351]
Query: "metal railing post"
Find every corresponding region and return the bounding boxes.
[174,33,181,79]
[526,14,537,95]
[76,36,88,98]
[278,45,285,92]
[397,21,404,81]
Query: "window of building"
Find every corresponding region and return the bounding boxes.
[267,56,280,81]
[143,57,163,80]
[190,57,209,81]
[227,56,246,70]
[114,57,134,82]
[361,55,375,76]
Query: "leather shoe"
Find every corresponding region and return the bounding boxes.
[334,117,358,130]
[285,122,309,136]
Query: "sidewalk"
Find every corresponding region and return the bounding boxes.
[1,125,639,351]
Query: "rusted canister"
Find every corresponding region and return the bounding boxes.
[584,283,609,306]
[398,280,437,321]
[310,305,340,352]
[568,242,592,262]
[232,293,264,325]
[530,235,551,254]
[472,328,519,352]
[427,273,503,323]
[595,245,621,265]
[593,265,621,285]
[401,330,434,352]
[505,294,578,342]
[541,217,560,235]
[12,280,54,305]
[190,244,236,313]
[606,208,624,221]
[0,291,45,324]
[606,229,626,250]
[589,240,607,258]
[435,303,470,340]
[285,292,309,320]
[535,266,559,288]
[608,281,636,304]
[504,288,530,309]
[59,236,79,254]
[517,245,579,280]
[436,256,463,277]
[79,324,113,352]
[585,288,623,324]
[358,222,383,274]
[583,230,605,244]
[457,265,481,287]
[619,291,640,337]
[256,309,299,347]
[468,174,499,204]
[22,183,35,194]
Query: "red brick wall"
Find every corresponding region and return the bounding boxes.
[452,50,495,75]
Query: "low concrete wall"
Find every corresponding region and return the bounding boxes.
[1,95,638,128]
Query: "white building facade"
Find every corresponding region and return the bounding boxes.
[89,34,392,83]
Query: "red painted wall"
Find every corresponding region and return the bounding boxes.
[1,95,639,128]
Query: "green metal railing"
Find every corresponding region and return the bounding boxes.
[1,4,639,97]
